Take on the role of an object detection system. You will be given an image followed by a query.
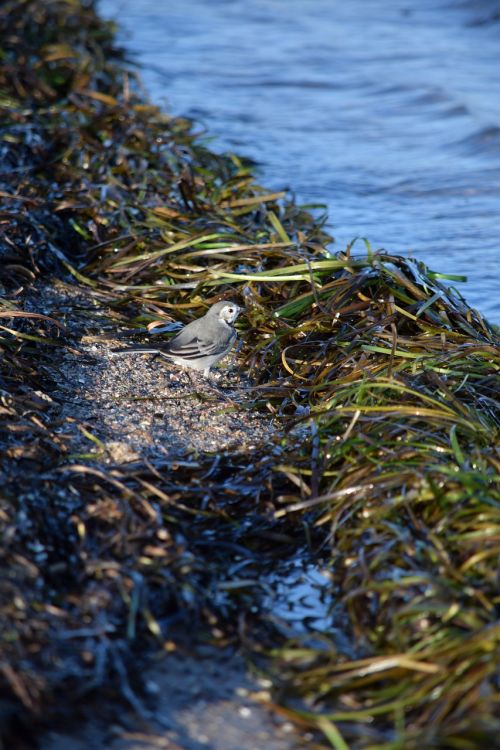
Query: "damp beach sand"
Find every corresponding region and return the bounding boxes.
[3,279,306,749]
[27,283,271,465]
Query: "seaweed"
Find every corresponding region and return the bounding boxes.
[0,2,499,748]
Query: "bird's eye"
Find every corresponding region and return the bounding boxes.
[228,307,234,313]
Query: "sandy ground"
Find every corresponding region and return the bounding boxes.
[41,645,311,750]
[25,281,272,464]
[16,281,313,750]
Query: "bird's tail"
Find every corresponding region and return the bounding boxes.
[111,345,165,355]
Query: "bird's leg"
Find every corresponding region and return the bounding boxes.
[203,377,239,406]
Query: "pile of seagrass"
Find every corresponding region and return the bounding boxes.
[0,1,498,748]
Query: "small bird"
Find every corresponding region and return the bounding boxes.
[112,300,242,378]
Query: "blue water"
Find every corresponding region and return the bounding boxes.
[100,0,500,322]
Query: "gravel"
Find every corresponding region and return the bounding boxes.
[24,280,273,464]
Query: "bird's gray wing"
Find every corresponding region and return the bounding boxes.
[167,328,235,360]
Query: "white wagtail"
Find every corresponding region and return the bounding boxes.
[112,301,242,378]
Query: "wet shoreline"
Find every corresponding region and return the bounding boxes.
[101,0,500,323]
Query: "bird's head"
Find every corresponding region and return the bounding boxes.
[210,300,242,325]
